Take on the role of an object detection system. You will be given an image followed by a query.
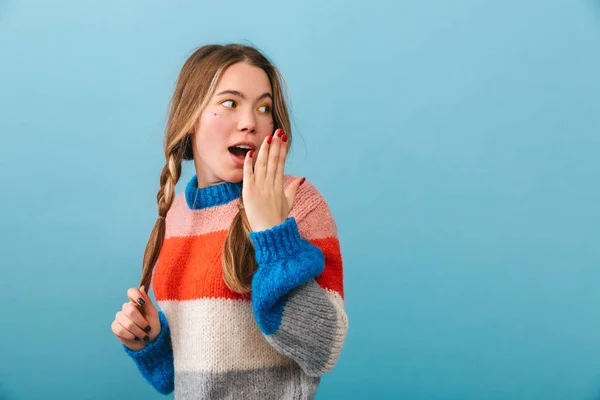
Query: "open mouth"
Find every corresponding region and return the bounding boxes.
[228,145,253,157]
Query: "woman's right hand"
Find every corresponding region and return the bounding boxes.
[111,286,162,351]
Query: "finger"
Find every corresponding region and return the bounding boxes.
[111,319,139,342]
[274,131,289,189]
[255,133,273,184]
[139,285,157,317]
[266,129,283,182]
[243,148,254,185]
[117,308,150,341]
[127,287,146,308]
[127,287,154,319]
[285,177,306,210]
[122,300,151,334]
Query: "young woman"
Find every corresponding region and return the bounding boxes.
[110,43,348,399]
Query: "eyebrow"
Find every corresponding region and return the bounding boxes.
[215,90,272,102]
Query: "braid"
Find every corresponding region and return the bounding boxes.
[222,193,258,294]
[140,150,184,291]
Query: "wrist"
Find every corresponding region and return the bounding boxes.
[249,217,308,265]
[251,217,286,232]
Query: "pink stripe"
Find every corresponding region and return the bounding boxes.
[165,195,239,238]
[165,175,337,240]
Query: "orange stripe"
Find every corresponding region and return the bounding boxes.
[153,233,344,302]
[153,231,250,302]
[311,237,345,299]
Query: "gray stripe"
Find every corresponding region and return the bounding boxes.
[176,364,320,400]
[267,279,339,377]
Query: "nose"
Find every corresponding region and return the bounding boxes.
[237,109,256,134]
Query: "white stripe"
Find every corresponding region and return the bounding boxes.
[158,299,294,373]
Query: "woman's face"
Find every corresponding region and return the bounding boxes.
[191,62,275,187]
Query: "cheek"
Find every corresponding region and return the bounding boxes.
[255,132,271,145]
[255,119,274,138]
[204,111,235,134]
[195,112,234,147]
[199,110,274,140]
[193,116,230,157]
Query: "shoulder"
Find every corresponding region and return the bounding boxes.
[162,193,189,236]
[284,175,337,234]
[283,174,327,210]
[167,192,188,217]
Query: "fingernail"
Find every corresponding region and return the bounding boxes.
[144,325,151,333]
[137,298,145,306]
[248,150,254,158]
[143,335,149,342]
[300,177,306,186]
[276,129,283,137]
[267,136,272,144]
[282,134,288,142]
[134,336,140,341]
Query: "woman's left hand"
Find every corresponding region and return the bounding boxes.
[242,128,305,232]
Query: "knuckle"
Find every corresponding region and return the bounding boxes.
[124,318,136,331]
[124,304,136,317]
[113,323,127,339]
[119,326,130,338]
[114,324,123,336]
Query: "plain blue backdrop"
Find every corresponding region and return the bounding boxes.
[1,0,600,399]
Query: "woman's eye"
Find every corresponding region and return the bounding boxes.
[258,104,272,113]
[221,100,236,108]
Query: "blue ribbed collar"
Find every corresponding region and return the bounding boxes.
[185,175,242,210]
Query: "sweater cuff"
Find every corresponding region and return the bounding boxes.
[249,217,306,265]
[123,311,172,367]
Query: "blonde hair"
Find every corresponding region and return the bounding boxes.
[139,44,292,294]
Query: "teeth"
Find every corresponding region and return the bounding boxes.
[235,145,253,149]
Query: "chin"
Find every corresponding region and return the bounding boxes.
[220,169,244,183]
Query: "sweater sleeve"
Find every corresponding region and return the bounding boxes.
[249,184,348,377]
[123,310,175,395]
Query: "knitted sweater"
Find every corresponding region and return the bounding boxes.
[123,174,348,399]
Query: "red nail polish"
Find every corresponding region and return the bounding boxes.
[300,177,306,186]
[277,129,283,137]
[282,134,288,143]
[248,150,254,158]
[267,136,272,144]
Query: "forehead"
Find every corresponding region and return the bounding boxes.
[214,62,272,96]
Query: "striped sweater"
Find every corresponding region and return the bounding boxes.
[123,174,348,399]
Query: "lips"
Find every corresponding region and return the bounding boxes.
[228,146,252,157]
[228,141,256,150]
[228,141,256,157]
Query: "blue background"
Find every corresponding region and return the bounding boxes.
[1,0,599,399]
